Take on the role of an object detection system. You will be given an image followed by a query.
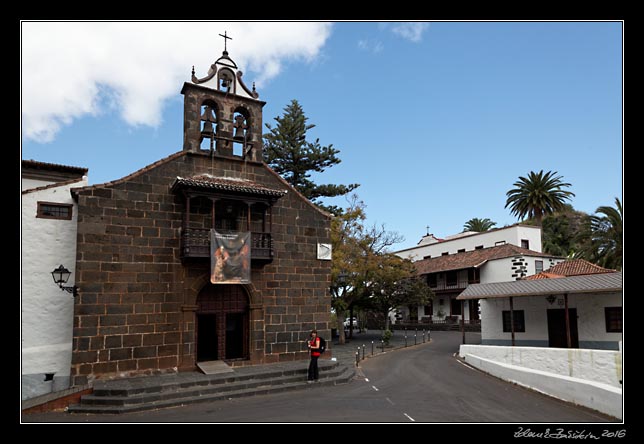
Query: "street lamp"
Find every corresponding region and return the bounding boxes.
[51,264,79,297]
[337,271,349,287]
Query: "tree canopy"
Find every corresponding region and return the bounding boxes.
[263,99,359,213]
[330,195,432,341]
[577,197,622,270]
[463,218,497,232]
[505,170,575,226]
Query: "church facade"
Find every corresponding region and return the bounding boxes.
[69,48,332,386]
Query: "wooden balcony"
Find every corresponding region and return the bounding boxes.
[180,227,273,261]
[428,279,478,292]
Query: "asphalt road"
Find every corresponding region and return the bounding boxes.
[23,332,614,423]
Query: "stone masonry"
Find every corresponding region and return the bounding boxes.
[71,152,332,385]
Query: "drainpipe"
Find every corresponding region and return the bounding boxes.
[509,296,515,347]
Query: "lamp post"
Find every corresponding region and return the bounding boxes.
[51,264,79,297]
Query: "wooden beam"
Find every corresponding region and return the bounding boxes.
[461,300,465,344]
[564,293,571,348]
[509,296,515,347]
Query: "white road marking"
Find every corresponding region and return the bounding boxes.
[385,397,394,405]
[372,385,379,391]
[365,378,369,382]
[403,413,415,422]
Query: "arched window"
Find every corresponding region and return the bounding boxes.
[232,107,250,157]
[217,69,235,94]
[200,100,218,151]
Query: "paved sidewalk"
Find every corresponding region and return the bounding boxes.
[325,327,433,366]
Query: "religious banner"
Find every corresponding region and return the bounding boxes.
[210,230,251,284]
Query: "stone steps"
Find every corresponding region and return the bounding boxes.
[68,361,354,414]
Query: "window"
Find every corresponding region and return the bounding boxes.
[475,245,484,250]
[423,303,433,317]
[535,260,544,274]
[502,310,525,332]
[427,274,437,288]
[423,255,431,260]
[441,252,449,256]
[605,307,622,333]
[467,268,480,283]
[521,239,530,249]
[37,202,72,220]
[451,298,462,315]
[457,248,466,253]
[495,241,506,246]
[446,271,457,287]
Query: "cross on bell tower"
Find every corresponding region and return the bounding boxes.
[219,31,232,53]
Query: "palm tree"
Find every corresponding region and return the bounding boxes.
[580,197,622,270]
[463,218,497,232]
[505,170,575,226]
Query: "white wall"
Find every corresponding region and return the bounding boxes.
[459,344,622,387]
[480,292,622,349]
[22,178,51,191]
[458,346,622,419]
[396,225,543,261]
[21,178,86,400]
[481,256,564,284]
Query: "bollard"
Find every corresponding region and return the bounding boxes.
[371,340,374,356]
[423,329,426,343]
[362,344,365,360]
[404,334,407,347]
[414,332,417,345]
[381,340,384,353]
[428,329,431,341]
[356,351,359,366]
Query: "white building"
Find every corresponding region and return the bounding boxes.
[457,271,623,350]
[396,224,543,262]
[21,160,88,400]
[394,225,563,323]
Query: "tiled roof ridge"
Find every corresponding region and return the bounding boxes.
[525,258,616,280]
[22,177,87,195]
[413,243,563,275]
[71,151,185,195]
[22,159,88,174]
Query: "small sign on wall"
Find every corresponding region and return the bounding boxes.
[317,243,332,260]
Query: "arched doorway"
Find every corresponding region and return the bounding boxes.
[196,284,249,362]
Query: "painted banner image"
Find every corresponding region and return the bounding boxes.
[210,230,251,284]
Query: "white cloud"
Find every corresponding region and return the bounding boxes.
[358,39,384,54]
[21,22,333,142]
[391,22,429,42]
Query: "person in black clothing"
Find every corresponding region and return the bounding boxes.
[307,330,321,382]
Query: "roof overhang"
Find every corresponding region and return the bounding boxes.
[456,272,622,300]
[171,175,287,202]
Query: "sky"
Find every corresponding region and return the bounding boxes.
[21,21,623,250]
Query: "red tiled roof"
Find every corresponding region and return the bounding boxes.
[414,243,561,275]
[171,174,287,198]
[524,259,616,280]
[524,272,565,280]
[22,159,88,175]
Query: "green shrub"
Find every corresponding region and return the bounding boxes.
[382,329,392,345]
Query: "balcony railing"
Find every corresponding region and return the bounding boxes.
[181,227,273,261]
[428,279,478,291]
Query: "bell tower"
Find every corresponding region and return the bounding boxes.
[181,32,265,162]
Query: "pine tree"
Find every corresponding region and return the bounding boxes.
[263,99,358,213]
